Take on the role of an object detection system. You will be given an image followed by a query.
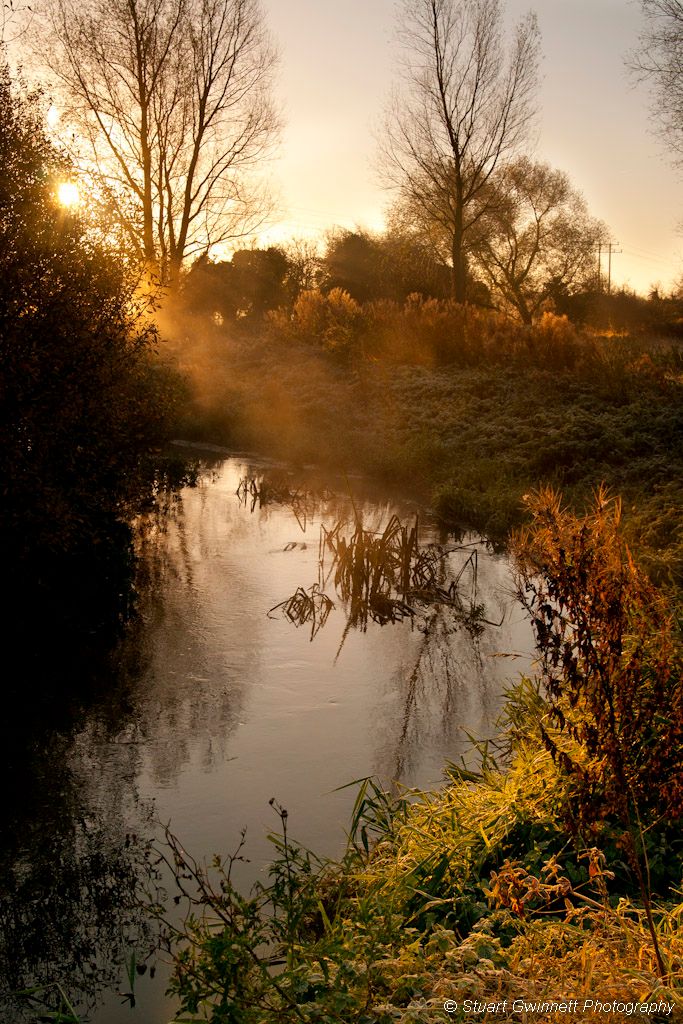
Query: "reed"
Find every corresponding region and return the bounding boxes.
[268,584,334,640]
[321,514,487,634]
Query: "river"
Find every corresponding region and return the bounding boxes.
[0,453,534,1023]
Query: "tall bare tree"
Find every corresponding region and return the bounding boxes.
[38,0,279,280]
[473,158,606,323]
[630,0,683,165]
[380,0,540,302]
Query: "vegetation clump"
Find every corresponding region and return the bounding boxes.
[513,487,683,825]
[268,511,486,655]
[0,66,185,647]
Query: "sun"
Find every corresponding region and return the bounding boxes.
[57,181,80,209]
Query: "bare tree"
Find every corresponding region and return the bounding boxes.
[630,0,683,164]
[380,0,540,302]
[472,157,606,323]
[2,0,33,46]
[37,0,279,280]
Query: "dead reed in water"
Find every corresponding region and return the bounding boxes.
[236,475,333,531]
[320,514,418,629]
[267,583,334,640]
[320,514,483,628]
[268,503,490,644]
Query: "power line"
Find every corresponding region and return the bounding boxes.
[620,247,675,268]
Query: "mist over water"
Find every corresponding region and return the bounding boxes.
[0,455,534,1023]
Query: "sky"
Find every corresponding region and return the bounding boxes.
[259,0,681,294]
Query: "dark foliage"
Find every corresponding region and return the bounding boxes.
[557,287,683,337]
[323,228,452,304]
[0,67,184,647]
[179,247,291,321]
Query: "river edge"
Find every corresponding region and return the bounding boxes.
[168,327,683,590]
[4,453,535,1024]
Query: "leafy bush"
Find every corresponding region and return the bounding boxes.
[0,66,185,643]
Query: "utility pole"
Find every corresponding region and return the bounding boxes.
[595,241,621,294]
[606,241,622,295]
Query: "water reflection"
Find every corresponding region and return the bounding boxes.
[385,603,500,781]
[0,687,157,1021]
[0,455,533,1024]
[97,455,531,827]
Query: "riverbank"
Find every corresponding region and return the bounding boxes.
[168,317,683,585]
[150,312,683,1021]
[161,736,683,1022]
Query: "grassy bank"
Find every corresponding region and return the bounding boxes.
[157,745,683,1022]
[166,304,683,585]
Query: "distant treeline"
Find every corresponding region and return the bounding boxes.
[174,229,683,339]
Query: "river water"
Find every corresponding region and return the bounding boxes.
[0,454,534,1023]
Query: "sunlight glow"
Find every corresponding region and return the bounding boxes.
[57,181,80,209]
[46,105,60,129]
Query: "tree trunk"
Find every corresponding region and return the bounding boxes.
[451,205,466,303]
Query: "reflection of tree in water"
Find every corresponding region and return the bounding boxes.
[0,459,268,1020]
[0,675,158,1021]
[260,497,511,784]
[374,551,512,784]
[236,474,336,532]
[126,485,254,785]
[388,605,484,781]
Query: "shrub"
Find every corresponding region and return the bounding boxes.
[512,486,683,826]
[269,287,363,360]
[513,486,683,977]
[0,66,184,644]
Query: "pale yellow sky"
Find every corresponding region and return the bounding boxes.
[260,0,681,294]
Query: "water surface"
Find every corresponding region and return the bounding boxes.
[0,455,534,1023]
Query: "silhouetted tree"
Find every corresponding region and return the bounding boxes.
[630,1,683,165]
[380,0,540,301]
[282,237,324,301]
[37,0,280,280]
[231,246,289,316]
[323,229,385,303]
[383,207,469,300]
[180,246,288,319]
[472,158,606,323]
[178,255,237,320]
[323,226,452,303]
